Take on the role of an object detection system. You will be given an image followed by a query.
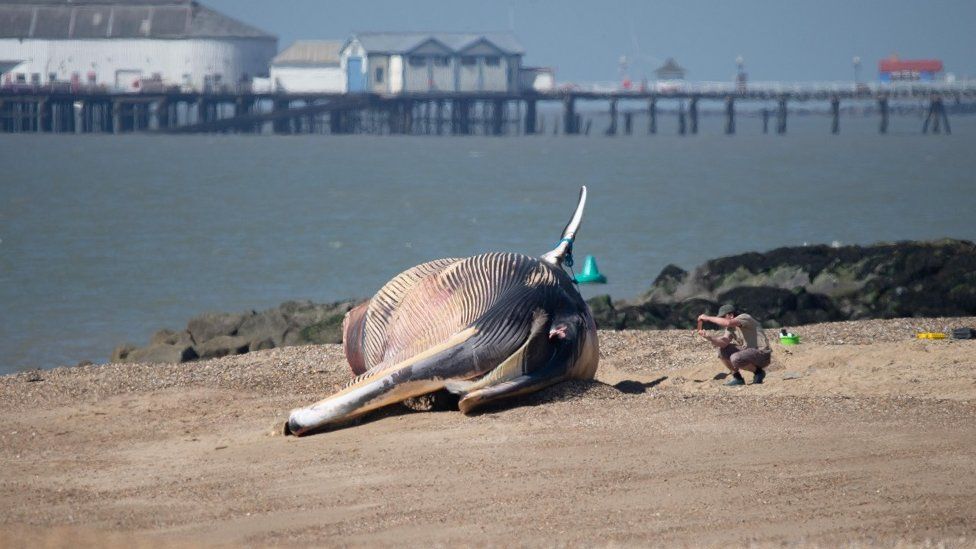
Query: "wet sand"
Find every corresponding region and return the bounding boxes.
[2,317,975,547]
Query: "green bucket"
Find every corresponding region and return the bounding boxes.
[779,335,800,345]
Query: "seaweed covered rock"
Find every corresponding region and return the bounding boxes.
[112,299,360,364]
[616,239,976,330]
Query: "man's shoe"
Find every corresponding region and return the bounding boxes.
[724,376,745,387]
[753,369,766,385]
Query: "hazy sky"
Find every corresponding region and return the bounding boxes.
[207,0,976,83]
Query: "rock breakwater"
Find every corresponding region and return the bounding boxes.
[112,300,357,365]
[589,238,976,330]
[112,239,976,364]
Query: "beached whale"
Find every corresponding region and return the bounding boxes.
[284,187,599,436]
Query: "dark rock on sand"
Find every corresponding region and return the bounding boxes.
[111,343,137,363]
[187,312,250,344]
[237,309,289,348]
[280,300,355,345]
[296,314,346,345]
[150,329,194,347]
[195,335,251,360]
[249,337,276,353]
[126,343,198,364]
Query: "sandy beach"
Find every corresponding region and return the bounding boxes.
[2,316,975,547]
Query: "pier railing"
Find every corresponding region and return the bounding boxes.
[571,79,976,96]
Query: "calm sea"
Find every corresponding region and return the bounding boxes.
[2,114,974,374]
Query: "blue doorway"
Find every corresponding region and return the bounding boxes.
[347,57,365,92]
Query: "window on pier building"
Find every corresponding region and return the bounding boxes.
[408,55,426,67]
[461,56,477,67]
[485,56,500,66]
[434,56,450,67]
[375,66,384,84]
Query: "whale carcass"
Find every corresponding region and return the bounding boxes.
[285,187,599,436]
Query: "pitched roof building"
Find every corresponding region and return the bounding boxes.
[350,32,524,56]
[341,31,525,94]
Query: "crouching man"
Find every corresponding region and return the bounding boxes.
[697,303,772,386]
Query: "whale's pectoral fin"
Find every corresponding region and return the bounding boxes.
[457,360,568,415]
[287,326,501,436]
[457,333,581,414]
[446,309,550,396]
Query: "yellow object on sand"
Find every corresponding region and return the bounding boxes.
[916,332,947,339]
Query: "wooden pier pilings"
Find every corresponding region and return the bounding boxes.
[678,101,687,135]
[648,98,657,134]
[777,97,788,134]
[0,86,971,136]
[725,97,735,135]
[830,96,840,134]
[923,95,951,135]
[525,99,537,135]
[562,95,577,135]
[878,95,890,134]
[606,98,618,136]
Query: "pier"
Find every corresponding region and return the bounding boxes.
[1,81,974,136]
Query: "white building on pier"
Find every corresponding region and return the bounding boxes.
[0,0,277,92]
[270,40,344,94]
[340,32,524,95]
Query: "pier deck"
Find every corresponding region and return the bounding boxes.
[1,81,973,136]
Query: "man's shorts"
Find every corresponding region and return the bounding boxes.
[719,345,772,369]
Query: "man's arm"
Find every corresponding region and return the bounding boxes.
[697,314,741,328]
[697,329,732,348]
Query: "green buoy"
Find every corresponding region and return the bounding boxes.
[575,255,607,284]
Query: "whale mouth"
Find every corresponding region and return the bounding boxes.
[283,419,302,437]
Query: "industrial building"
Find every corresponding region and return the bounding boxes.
[0,0,277,92]
[269,40,344,93]
[879,55,944,83]
[340,32,524,95]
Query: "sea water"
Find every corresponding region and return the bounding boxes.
[2,114,974,373]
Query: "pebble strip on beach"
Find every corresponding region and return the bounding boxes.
[3,316,974,413]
